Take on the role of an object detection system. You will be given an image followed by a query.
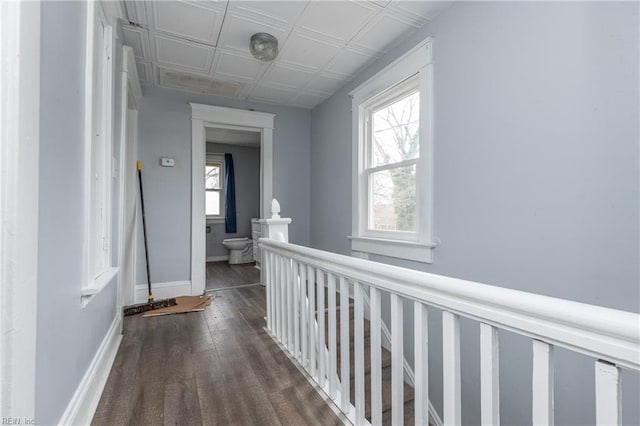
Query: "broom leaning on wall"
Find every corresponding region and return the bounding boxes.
[123,161,177,316]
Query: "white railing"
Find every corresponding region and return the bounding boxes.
[259,201,639,426]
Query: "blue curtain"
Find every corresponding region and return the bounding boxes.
[224,153,237,233]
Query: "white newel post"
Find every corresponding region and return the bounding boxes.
[261,199,291,334]
[262,199,291,243]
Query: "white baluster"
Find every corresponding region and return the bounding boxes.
[300,263,308,367]
[391,293,404,425]
[414,302,429,426]
[370,286,383,426]
[293,260,300,359]
[280,255,287,346]
[532,340,554,426]
[308,265,316,377]
[480,323,500,426]
[317,269,326,387]
[340,276,351,413]
[595,360,621,426]
[265,251,272,332]
[270,251,276,334]
[443,311,461,425]
[274,254,281,341]
[354,281,366,425]
[287,259,294,352]
[328,273,338,399]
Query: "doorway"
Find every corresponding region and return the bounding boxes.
[190,104,275,296]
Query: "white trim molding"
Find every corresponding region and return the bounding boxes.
[350,37,435,263]
[348,236,436,263]
[190,103,275,296]
[82,1,116,304]
[0,0,40,419]
[58,315,122,426]
[134,280,191,304]
[117,46,142,309]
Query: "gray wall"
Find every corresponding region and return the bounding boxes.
[36,2,123,423]
[310,2,639,425]
[205,143,260,258]
[136,87,311,284]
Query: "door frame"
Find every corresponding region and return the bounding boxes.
[190,104,275,295]
[0,1,40,418]
[116,46,142,308]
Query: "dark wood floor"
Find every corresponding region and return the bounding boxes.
[92,285,342,426]
[206,261,261,290]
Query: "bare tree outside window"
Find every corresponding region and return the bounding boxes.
[205,162,222,216]
[369,90,419,232]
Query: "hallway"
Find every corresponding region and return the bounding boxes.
[205,261,261,291]
[92,285,341,425]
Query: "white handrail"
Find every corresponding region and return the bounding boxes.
[260,238,640,370]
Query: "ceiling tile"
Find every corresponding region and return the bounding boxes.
[217,11,289,55]
[389,0,452,22]
[157,66,245,96]
[278,31,342,70]
[305,73,349,95]
[124,0,148,26]
[351,10,419,53]
[151,32,215,74]
[230,1,309,26]
[148,0,226,45]
[297,1,378,43]
[326,47,378,77]
[212,50,268,83]
[122,25,151,61]
[249,84,296,104]
[261,63,315,90]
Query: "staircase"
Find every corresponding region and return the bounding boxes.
[260,201,640,426]
[327,302,416,425]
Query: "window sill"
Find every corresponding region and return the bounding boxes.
[206,217,225,224]
[348,236,435,263]
[81,266,119,308]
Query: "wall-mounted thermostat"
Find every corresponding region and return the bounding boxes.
[160,157,175,167]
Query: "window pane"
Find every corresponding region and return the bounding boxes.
[206,191,220,216]
[370,164,416,232]
[372,91,419,167]
[205,164,221,190]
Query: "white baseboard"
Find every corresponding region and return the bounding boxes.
[206,255,228,262]
[135,280,191,303]
[58,314,122,426]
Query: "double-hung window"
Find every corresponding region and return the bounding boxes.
[350,38,435,263]
[206,155,225,221]
[82,1,116,303]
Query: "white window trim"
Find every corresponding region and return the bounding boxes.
[81,1,117,305]
[350,37,435,263]
[206,154,225,223]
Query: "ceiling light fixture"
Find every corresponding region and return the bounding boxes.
[250,33,279,62]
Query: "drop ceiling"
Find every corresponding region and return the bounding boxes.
[122,1,450,109]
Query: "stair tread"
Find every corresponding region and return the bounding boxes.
[306,289,418,425]
[348,363,415,420]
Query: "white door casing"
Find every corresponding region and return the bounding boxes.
[117,46,142,308]
[190,103,275,295]
[0,0,40,419]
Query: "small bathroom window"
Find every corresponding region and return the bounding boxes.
[205,154,225,221]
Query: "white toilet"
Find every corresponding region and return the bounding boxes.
[222,237,253,264]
